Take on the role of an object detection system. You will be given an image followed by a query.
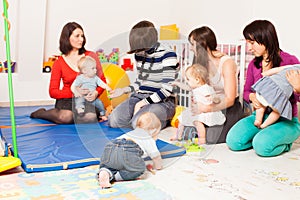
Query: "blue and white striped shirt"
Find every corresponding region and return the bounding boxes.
[130,43,178,104]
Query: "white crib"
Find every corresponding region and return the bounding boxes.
[160,39,246,108]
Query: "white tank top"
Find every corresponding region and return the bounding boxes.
[209,55,238,98]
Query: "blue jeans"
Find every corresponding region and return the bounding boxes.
[226,111,300,157]
[108,93,175,129]
[99,138,145,181]
[75,97,105,116]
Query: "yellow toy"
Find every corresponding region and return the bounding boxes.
[0,156,21,172]
[170,106,186,128]
[159,24,179,40]
[0,137,21,172]
[99,63,131,109]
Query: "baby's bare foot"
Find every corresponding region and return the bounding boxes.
[170,135,177,141]
[99,116,108,122]
[254,119,262,128]
[77,108,84,114]
[170,135,182,141]
[260,123,268,129]
[98,170,112,188]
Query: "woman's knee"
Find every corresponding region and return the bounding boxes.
[225,124,245,150]
[108,113,119,128]
[252,135,288,157]
[57,111,73,124]
[252,139,273,157]
[226,133,243,151]
[108,112,131,128]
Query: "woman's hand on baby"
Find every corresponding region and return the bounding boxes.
[286,69,300,93]
[190,96,210,115]
[250,93,262,109]
[85,90,98,102]
[73,86,82,97]
[191,101,202,115]
[77,86,90,96]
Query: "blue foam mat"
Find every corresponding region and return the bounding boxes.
[0,105,55,126]
[0,106,186,172]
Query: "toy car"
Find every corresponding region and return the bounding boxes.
[43,55,59,73]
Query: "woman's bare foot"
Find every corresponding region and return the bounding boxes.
[30,108,46,118]
[98,170,112,188]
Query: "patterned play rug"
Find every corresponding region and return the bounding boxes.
[0,165,172,200]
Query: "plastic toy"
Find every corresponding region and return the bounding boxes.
[170,106,185,128]
[3,60,16,73]
[97,49,108,63]
[159,24,179,40]
[97,48,119,65]
[43,55,59,73]
[0,61,3,72]
[175,139,205,153]
[2,0,19,158]
[99,63,130,109]
[108,48,119,64]
[0,156,21,172]
[0,136,21,172]
[121,58,134,71]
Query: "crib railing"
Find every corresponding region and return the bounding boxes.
[160,39,246,108]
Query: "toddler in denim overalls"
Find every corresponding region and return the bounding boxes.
[97,112,162,188]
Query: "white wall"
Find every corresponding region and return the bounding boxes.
[0,0,49,104]
[1,0,300,103]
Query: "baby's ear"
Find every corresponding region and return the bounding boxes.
[194,77,200,83]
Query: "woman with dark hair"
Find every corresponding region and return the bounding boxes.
[30,22,106,124]
[226,20,300,157]
[108,20,178,129]
[187,26,243,144]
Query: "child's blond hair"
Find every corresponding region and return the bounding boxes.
[78,56,96,73]
[186,63,209,84]
[136,112,161,132]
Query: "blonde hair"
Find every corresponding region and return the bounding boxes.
[78,56,96,73]
[185,63,209,84]
[136,112,161,132]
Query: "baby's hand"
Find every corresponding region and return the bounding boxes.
[106,86,112,92]
[169,81,191,91]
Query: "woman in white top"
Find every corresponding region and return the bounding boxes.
[187,26,243,144]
